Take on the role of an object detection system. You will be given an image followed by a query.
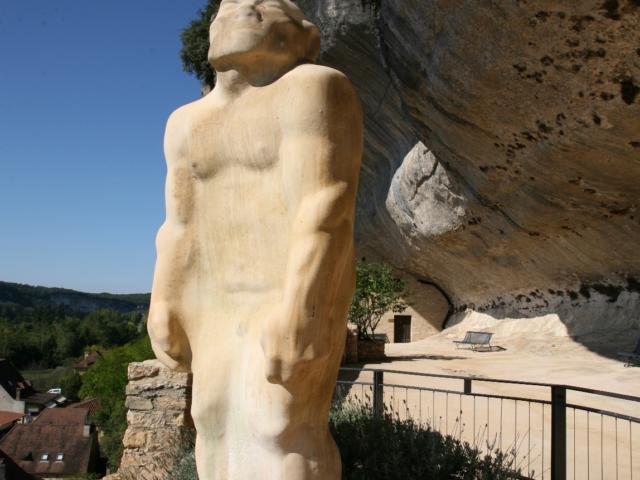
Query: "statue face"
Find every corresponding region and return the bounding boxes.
[208,0,319,71]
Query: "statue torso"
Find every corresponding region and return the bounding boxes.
[176,81,292,323]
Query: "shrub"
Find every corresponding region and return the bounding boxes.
[330,403,521,479]
[59,369,83,401]
[174,448,199,480]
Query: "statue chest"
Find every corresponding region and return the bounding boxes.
[186,103,283,179]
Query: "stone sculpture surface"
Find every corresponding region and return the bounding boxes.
[148,1,362,478]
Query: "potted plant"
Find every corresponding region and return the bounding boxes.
[348,261,407,361]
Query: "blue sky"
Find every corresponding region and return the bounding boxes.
[0,0,206,293]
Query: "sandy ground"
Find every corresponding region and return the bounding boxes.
[339,317,640,480]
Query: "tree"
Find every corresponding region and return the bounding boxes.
[0,318,11,358]
[60,370,83,402]
[79,337,154,470]
[348,262,407,341]
[180,0,221,89]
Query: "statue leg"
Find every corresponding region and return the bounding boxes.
[236,341,342,480]
[188,325,343,479]
[190,354,231,480]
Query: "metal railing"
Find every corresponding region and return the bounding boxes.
[334,367,640,480]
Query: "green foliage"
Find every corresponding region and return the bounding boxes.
[0,308,145,369]
[0,280,149,314]
[60,369,83,401]
[330,404,521,480]
[79,337,154,470]
[174,448,199,480]
[0,281,148,369]
[0,282,152,470]
[180,1,221,89]
[23,366,73,392]
[348,262,407,341]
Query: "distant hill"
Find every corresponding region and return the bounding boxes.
[0,281,150,314]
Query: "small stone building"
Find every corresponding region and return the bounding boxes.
[373,277,450,344]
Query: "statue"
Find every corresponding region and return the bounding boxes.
[147,1,363,478]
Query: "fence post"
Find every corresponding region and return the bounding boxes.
[551,386,567,480]
[373,370,384,418]
[464,378,472,395]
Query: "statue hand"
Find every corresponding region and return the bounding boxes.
[260,309,296,386]
[147,301,192,372]
[260,307,330,387]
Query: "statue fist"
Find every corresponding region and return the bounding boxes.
[147,301,192,372]
[260,311,298,386]
[260,307,330,387]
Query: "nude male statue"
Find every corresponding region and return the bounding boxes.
[147,1,363,478]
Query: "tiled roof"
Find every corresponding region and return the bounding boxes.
[68,398,102,416]
[74,351,103,370]
[0,410,25,428]
[0,448,40,480]
[33,407,88,426]
[0,408,96,477]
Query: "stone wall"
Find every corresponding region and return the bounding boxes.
[104,360,194,480]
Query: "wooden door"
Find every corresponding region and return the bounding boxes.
[394,315,412,343]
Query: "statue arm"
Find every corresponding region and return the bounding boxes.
[262,71,363,384]
[148,109,194,372]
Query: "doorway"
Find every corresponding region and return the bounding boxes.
[394,315,412,343]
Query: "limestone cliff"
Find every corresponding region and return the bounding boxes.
[296,0,640,336]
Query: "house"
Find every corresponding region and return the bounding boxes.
[73,351,102,373]
[372,277,451,344]
[0,359,32,413]
[0,408,100,478]
[0,411,25,439]
[0,360,67,415]
[0,449,40,480]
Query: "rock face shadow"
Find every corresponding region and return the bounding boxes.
[440,277,640,364]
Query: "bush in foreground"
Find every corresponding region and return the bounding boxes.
[174,448,198,480]
[331,404,520,479]
[174,403,521,479]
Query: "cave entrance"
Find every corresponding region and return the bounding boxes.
[394,315,412,343]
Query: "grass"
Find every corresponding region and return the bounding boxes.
[22,366,73,391]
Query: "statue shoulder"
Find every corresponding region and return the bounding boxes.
[283,64,356,95]
[165,99,202,136]
[164,100,201,163]
[279,64,360,127]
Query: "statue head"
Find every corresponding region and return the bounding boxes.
[208,0,321,75]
